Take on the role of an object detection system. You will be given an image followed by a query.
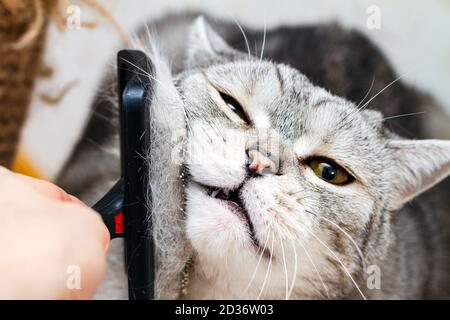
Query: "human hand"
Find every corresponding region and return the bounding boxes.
[0,166,110,299]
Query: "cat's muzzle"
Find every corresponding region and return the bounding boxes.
[206,185,271,258]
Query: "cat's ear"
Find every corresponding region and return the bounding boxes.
[186,16,240,68]
[387,139,450,210]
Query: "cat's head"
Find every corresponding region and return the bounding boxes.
[171,17,450,299]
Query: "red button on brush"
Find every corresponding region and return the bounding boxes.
[115,211,124,234]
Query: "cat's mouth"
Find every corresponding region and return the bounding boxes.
[204,185,271,258]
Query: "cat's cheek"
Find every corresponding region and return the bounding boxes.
[185,187,251,264]
[185,124,247,190]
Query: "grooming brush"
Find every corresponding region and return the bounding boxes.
[92,49,154,300]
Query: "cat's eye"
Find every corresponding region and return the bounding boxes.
[218,91,251,124]
[307,157,353,185]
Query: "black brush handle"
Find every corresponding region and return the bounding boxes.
[118,50,154,300]
[92,179,124,239]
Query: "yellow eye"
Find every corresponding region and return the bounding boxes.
[308,157,352,185]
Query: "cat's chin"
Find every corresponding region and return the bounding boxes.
[185,181,271,258]
[183,182,326,299]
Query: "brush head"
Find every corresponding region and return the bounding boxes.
[117,49,155,300]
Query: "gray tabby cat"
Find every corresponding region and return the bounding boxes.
[58,15,450,299]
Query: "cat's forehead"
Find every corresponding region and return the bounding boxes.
[200,61,381,139]
[179,60,384,160]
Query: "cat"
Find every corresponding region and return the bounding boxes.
[58,14,450,299]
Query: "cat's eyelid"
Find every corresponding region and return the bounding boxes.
[294,143,359,182]
[303,155,359,183]
[329,158,359,182]
[210,83,245,109]
[207,83,251,125]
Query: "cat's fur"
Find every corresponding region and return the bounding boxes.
[58,14,450,299]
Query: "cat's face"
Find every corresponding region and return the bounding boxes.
[170,17,450,299]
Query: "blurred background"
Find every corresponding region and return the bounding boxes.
[1,0,449,179]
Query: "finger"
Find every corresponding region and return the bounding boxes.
[67,195,87,207]
[0,165,11,176]
[13,173,78,204]
[0,167,71,202]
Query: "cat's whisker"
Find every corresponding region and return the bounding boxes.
[259,202,309,299]
[279,234,290,300]
[355,75,375,110]
[228,13,252,59]
[306,210,367,273]
[242,219,274,297]
[257,233,275,300]
[307,229,367,300]
[118,58,182,104]
[334,63,423,136]
[337,71,409,134]
[357,74,404,113]
[279,228,298,300]
[259,0,267,65]
[119,57,188,105]
[382,111,427,121]
[284,227,299,299]
[295,232,330,299]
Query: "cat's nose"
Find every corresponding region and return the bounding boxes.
[246,147,279,177]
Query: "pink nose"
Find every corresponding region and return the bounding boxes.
[247,148,278,176]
